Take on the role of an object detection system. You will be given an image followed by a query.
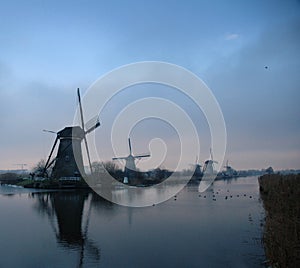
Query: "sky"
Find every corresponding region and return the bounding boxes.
[0,0,299,171]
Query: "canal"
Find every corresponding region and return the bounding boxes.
[0,176,265,267]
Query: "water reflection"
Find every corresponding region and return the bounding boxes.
[29,191,108,267]
[0,177,265,267]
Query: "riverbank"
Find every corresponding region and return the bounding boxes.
[259,174,300,267]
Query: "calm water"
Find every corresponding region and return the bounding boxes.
[0,177,265,267]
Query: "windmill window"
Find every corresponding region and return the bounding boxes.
[65,155,70,162]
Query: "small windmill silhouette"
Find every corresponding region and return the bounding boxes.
[223,160,237,177]
[112,138,150,184]
[202,148,218,176]
[193,156,202,177]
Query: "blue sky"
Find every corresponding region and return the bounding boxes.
[0,0,299,170]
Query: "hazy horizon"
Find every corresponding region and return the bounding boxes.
[0,0,299,171]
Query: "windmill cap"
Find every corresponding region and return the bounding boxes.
[58,126,85,139]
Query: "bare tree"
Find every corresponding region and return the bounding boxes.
[92,161,120,174]
[91,161,122,183]
[102,161,120,174]
[32,159,52,177]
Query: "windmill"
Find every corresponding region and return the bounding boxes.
[223,160,237,178]
[202,148,218,176]
[112,138,150,184]
[43,88,100,181]
[187,156,202,185]
[193,156,202,178]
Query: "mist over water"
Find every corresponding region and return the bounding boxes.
[0,177,265,267]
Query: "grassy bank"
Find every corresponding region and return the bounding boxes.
[259,174,300,267]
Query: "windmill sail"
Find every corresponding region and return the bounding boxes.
[77,88,93,175]
[85,115,100,134]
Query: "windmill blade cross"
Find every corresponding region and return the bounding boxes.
[77,88,93,175]
[134,154,150,159]
[210,148,214,161]
[77,88,85,132]
[85,121,100,134]
[83,136,93,175]
[45,157,57,172]
[112,156,127,160]
[85,117,100,134]
[128,138,132,155]
[43,129,57,134]
[44,136,59,173]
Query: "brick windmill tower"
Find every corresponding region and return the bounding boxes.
[43,89,100,181]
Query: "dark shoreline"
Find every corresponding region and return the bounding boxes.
[259,174,300,267]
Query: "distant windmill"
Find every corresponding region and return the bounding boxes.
[188,156,202,184]
[43,88,100,180]
[112,138,150,184]
[193,156,202,177]
[223,160,237,177]
[202,148,218,176]
[224,160,231,170]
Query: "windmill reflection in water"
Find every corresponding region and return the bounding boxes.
[29,191,106,266]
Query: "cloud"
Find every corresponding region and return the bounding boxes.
[204,19,300,169]
[225,33,239,40]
